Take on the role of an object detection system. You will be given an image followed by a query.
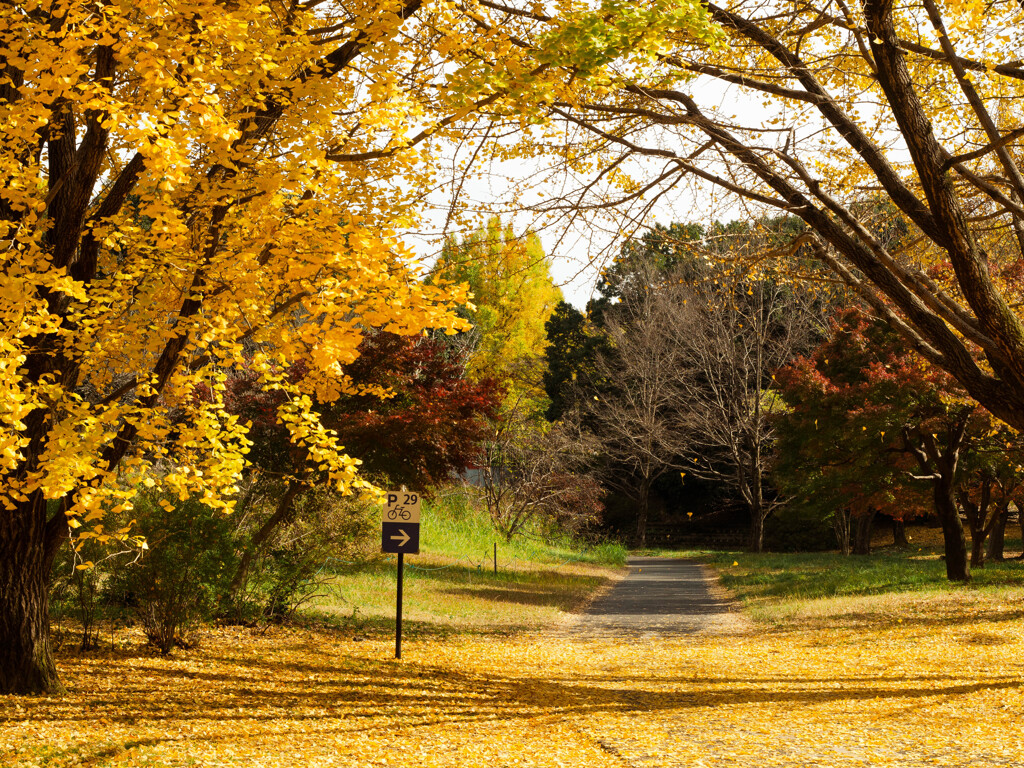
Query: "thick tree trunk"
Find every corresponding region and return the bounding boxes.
[935,480,971,582]
[1,493,67,694]
[852,509,876,555]
[903,419,971,581]
[970,531,986,568]
[892,518,909,548]
[986,506,1008,562]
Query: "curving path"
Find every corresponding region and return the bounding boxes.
[565,556,749,638]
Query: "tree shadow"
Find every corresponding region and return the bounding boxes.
[13,630,1024,766]
[440,585,589,608]
[26,635,1024,722]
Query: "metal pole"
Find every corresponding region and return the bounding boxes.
[395,552,404,659]
[493,542,497,574]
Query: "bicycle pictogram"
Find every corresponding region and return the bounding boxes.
[383,491,421,524]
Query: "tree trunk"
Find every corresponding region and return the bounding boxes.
[959,482,995,568]
[852,508,876,555]
[903,419,971,581]
[1,493,67,694]
[970,529,985,568]
[834,509,852,555]
[748,498,765,553]
[892,518,909,548]
[634,481,650,548]
[935,479,971,582]
[228,480,303,603]
[986,505,1008,562]
[1018,504,1024,559]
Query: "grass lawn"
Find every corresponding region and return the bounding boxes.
[688,525,1024,630]
[300,488,628,637]
[310,557,621,638]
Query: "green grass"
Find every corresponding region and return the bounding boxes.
[690,534,1024,629]
[305,486,626,637]
[421,486,628,566]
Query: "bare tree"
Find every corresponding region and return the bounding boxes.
[479,394,604,542]
[671,272,815,552]
[578,264,693,547]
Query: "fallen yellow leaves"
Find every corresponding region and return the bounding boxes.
[3,617,1024,767]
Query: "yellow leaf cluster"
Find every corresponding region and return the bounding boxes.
[5,0,590,526]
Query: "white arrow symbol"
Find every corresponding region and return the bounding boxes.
[389,529,410,547]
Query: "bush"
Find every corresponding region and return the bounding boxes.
[235,488,376,621]
[49,501,137,651]
[50,539,105,651]
[106,494,239,653]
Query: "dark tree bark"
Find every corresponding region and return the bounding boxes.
[970,527,986,568]
[1018,506,1024,559]
[635,481,651,548]
[748,501,765,554]
[935,477,971,581]
[958,479,1011,567]
[904,420,971,582]
[892,518,909,549]
[0,494,68,694]
[852,509,877,555]
[985,504,1009,562]
[834,509,852,556]
[959,484,990,568]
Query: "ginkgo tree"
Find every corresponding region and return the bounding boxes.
[0,0,727,694]
[0,0,460,694]
[433,218,563,417]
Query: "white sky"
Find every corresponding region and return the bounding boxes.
[403,76,775,308]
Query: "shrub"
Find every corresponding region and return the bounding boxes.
[49,502,137,651]
[234,487,376,621]
[106,494,239,653]
[50,540,106,651]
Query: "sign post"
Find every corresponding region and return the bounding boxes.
[382,491,421,659]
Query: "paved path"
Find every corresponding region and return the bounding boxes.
[564,556,749,638]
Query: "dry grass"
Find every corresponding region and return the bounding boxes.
[307,555,623,637]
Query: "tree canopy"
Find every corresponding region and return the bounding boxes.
[512,0,1024,431]
[0,0,725,694]
[433,218,562,416]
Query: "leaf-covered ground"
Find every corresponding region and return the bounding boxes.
[5,611,1024,767]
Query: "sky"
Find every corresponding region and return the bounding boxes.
[402,74,777,308]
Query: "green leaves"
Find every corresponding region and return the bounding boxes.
[535,0,724,77]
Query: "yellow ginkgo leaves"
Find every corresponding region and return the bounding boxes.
[5,612,1024,767]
